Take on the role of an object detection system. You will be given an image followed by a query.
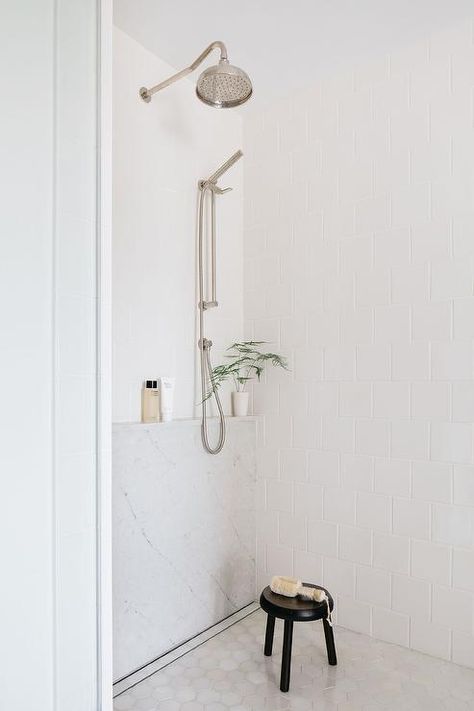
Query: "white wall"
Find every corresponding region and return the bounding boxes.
[244,20,474,666]
[113,28,243,422]
[0,1,101,709]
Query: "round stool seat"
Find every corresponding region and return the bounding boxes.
[260,583,333,623]
[259,582,337,693]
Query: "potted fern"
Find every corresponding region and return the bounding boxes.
[210,341,288,417]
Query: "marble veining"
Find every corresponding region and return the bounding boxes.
[113,419,257,681]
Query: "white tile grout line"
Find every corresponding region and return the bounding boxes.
[113,602,261,698]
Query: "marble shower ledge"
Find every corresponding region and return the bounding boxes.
[113,415,261,426]
[112,417,257,682]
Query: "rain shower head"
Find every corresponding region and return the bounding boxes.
[196,61,252,108]
[139,41,252,108]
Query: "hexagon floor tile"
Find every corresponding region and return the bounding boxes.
[114,609,474,710]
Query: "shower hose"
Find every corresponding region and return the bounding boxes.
[197,184,226,454]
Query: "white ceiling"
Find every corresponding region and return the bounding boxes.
[114,0,473,110]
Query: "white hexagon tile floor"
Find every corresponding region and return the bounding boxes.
[113,609,474,711]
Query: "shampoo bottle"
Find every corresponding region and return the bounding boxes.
[159,377,175,422]
[142,380,160,423]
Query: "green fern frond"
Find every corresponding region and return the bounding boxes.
[206,341,289,398]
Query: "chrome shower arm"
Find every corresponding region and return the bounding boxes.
[139,41,228,103]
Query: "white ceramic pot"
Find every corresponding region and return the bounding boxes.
[232,391,249,417]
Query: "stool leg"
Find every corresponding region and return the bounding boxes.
[264,614,275,656]
[323,618,337,666]
[280,620,293,692]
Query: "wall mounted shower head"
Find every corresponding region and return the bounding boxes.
[139,41,252,108]
[196,61,252,108]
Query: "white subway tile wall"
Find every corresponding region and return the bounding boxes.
[244,20,474,666]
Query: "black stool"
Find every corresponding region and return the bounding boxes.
[260,583,337,692]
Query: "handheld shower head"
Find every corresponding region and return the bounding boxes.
[139,41,252,108]
[205,150,243,184]
[196,60,252,108]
